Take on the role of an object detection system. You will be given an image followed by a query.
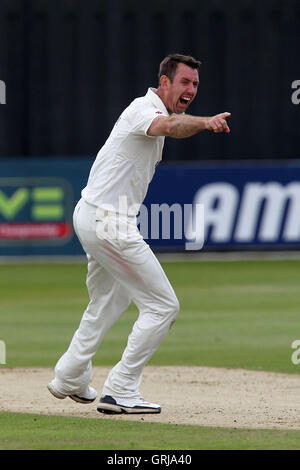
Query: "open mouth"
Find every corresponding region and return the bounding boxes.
[179,96,191,105]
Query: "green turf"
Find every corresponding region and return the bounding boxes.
[0,260,299,373]
[1,259,300,451]
[0,411,300,450]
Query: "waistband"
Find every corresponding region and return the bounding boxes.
[79,198,137,220]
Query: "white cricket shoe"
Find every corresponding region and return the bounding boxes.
[97,395,161,414]
[47,379,97,404]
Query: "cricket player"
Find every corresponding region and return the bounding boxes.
[47,53,230,414]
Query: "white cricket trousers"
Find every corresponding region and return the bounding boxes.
[54,198,179,398]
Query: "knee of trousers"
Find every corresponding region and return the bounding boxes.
[139,295,180,325]
[163,294,180,323]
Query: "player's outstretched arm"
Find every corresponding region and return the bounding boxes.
[147,112,231,139]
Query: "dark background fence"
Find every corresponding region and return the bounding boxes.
[0,0,299,161]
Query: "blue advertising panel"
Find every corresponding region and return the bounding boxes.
[144,161,300,251]
[0,158,300,257]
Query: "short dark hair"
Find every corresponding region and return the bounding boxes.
[158,53,201,83]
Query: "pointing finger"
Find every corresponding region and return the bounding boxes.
[220,112,231,119]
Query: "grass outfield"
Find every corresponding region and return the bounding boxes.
[1,411,300,450]
[1,259,300,450]
[1,260,300,372]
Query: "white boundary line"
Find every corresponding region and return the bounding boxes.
[156,251,300,262]
[1,251,300,264]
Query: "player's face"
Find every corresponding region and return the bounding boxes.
[163,63,199,114]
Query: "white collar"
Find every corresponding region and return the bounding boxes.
[146,88,170,116]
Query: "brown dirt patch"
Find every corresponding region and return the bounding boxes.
[1,366,300,430]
